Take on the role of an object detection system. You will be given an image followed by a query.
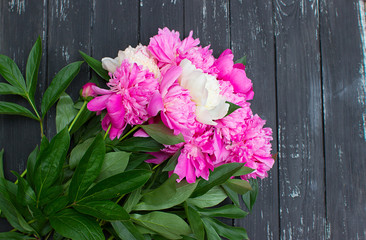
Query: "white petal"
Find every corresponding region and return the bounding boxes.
[196,106,217,125]
[101,57,120,73]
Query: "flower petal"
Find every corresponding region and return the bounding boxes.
[87,94,111,112]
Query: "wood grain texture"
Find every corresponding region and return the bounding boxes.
[274,0,326,239]
[46,0,92,137]
[140,0,184,45]
[184,0,230,56]
[230,1,279,239]
[0,0,46,232]
[320,0,366,239]
[92,0,139,61]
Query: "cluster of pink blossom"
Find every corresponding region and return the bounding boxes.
[85,28,274,183]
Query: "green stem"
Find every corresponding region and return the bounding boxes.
[14,169,28,184]
[104,124,112,140]
[26,94,44,137]
[119,125,141,142]
[68,101,87,132]
[107,236,115,240]
[44,230,52,240]
[39,120,44,138]
[27,95,41,120]
[115,194,125,204]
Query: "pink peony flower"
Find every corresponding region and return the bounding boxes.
[149,28,215,73]
[87,60,160,139]
[173,126,215,183]
[214,49,254,100]
[148,28,182,69]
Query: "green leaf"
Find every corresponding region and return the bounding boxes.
[49,209,104,240]
[132,211,191,239]
[135,176,198,211]
[187,186,227,208]
[0,83,23,95]
[162,149,181,172]
[197,204,248,218]
[191,162,244,198]
[201,218,221,240]
[79,51,109,81]
[233,166,254,176]
[0,54,26,92]
[126,153,153,171]
[82,170,152,201]
[34,128,70,204]
[56,92,78,133]
[26,36,42,100]
[69,137,94,169]
[123,188,142,213]
[185,203,205,240]
[225,178,252,195]
[225,101,241,117]
[0,178,32,233]
[242,178,258,212]
[26,146,39,188]
[235,55,247,66]
[96,151,130,182]
[221,184,240,208]
[111,221,145,240]
[0,101,38,120]
[41,61,83,118]
[0,232,36,239]
[117,137,163,152]
[69,134,105,202]
[141,123,185,145]
[38,185,63,206]
[74,200,129,221]
[12,171,36,206]
[202,217,248,240]
[43,195,69,216]
[0,149,4,179]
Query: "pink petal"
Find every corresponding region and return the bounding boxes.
[160,66,182,97]
[134,129,149,137]
[147,91,164,116]
[92,85,113,95]
[233,63,245,70]
[106,94,125,129]
[229,68,253,95]
[87,94,111,111]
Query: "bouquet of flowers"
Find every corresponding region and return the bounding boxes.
[0,28,274,240]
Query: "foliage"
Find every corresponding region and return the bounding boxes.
[0,38,262,240]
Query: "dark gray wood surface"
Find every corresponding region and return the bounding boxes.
[1,0,365,239]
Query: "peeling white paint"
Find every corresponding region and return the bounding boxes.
[61,46,70,62]
[358,0,366,142]
[8,0,25,15]
[289,186,300,198]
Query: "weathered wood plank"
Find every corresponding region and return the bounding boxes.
[320,0,366,239]
[0,0,46,232]
[92,0,139,61]
[46,0,92,137]
[230,1,279,239]
[140,0,184,45]
[184,0,230,55]
[274,0,326,239]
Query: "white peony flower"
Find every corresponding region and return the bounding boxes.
[102,44,161,79]
[179,59,229,125]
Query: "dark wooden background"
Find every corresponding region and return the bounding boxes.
[1,0,366,239]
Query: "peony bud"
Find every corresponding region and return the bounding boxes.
[81,82,97,100]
